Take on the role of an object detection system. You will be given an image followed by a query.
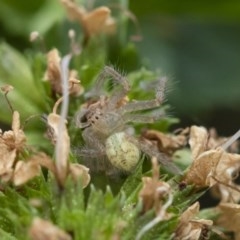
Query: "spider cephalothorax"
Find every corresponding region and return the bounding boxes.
[75,66,180,175]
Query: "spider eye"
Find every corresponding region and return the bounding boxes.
[80,114,88,124]
[75,110,91,129]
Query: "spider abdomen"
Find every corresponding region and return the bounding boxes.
[105,132,140,171]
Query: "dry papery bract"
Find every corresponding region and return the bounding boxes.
[29,31,40,42]
[45,48,84,96]
[61,0,115,40]
[46,112,70,186]
[0,108,55,186]
[29,217,72,240]
[208,128,239,153]
[184,126,240,200]
[0,86,90,187]
[216,202,240,240]
[45,98,90,188]
[139,157,171,214]
[136,158,173,240]
[174,202,213,240]
[142,128,188,156]
[0,110,27,183]
[0,84,14,94]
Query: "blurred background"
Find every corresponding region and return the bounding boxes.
[1,0,240,135]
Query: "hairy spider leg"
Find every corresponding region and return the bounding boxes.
[90,66,130,108]
[82,127,106,148]
[127,135,181,174]
[103,66,130,109]
[122,111,165,124]
[120,77,166,113]
[139,139,182,174]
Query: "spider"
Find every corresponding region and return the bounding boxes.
[75,66,180,175]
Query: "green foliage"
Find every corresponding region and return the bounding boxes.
[0,1,233,240]
[0,43,47,122]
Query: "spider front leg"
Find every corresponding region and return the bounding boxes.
[123,110,165,124]
[120,77,166,113]
[103,66,131,109]
[86,66,130,108]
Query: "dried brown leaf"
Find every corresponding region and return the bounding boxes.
[31,152,56,175]
[2,111,26,151]
[210,152,240,202]
[189,126,208,160]
[0,168,13,183]
[208,128,239,152]
[46,49,62,93]
[68,70,84,96]
[143,129,187,155]
[214,152,240,184]
[0,144,16,176]
[45,49,83,96]
[174,202,213,240]
[69,163,90,188]
[217,202,240,238]
[0,111,26,182]
[13,160,40,186]
[0,84,14,94]
[29,31,39,42]
[184,148,223,188]
[47,113,70,186]
[139,157,170,213]
[211,182,240,203]
[29,217,72,240]
[61,0,116,37]
[185,125,240,199]
[83,7,114,35]
[61,0,86,22]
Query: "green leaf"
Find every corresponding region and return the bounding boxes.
[121,157,143,200]
[0,228,18,240]
[0,43,47,123]
[0,0,64,36]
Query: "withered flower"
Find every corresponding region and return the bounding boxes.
[61,0,115,40]
[29,31,40,42]
[142,128,188,155]
[45,99,70,186]
[0,84,14,94]
[139,157,171,214]
[29,217,72,240]
[0,87,51,185]
[211,151,240,202]
[137,158,172,240]
[13,160,41,186]
[184,147,223,188]
[216,202,240,240]
[45,49,84,96]
[0,110,26,182]
[208,128,239,153]
[211,182,240,203]
[44,98,90,187]
[0,111,55,186]
[189,126,208,160]
[174,202,213,240]
[13,153,57,186]
[184,126,240,191]
[69,163,91,188]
